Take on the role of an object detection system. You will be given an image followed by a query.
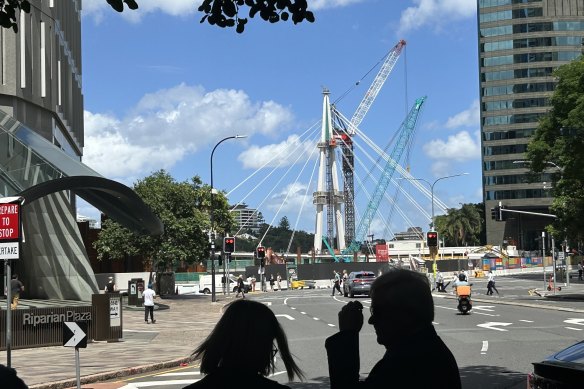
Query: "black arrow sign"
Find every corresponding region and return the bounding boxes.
[63,321,87,348]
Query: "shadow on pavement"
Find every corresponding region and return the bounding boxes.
[460,365,526,388]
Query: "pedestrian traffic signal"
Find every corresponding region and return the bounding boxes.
[257,246,266,259]
[490,207,498,220]
[490,205,506,221]
[223,237,235,253]
[426,231,438,247]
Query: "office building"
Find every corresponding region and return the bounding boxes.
[230,203,265,233]
[478,0,584,249]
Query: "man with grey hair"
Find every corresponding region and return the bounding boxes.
[325,268,461,388]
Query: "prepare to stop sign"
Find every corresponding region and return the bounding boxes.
[0,203,19,240]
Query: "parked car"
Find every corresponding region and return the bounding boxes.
[528,340,584,388]
[343,271,376,297]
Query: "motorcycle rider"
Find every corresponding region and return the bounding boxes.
[453,274,472,313]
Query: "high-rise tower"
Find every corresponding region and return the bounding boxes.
[313,90,346,253]
[478,0,584,249]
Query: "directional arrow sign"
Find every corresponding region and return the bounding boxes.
[477,322,512,332]
[564,318,584,326]
[63,321,87,348]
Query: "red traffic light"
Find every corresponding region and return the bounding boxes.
[426,232,438,247]
[257,246,266,258]
[223,237,235,253]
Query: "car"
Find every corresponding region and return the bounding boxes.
[343,271,376,297]
[528,340,584,388]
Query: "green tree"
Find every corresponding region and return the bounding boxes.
[94,170,235,270]
[278,216,290,230]
[526,56,584,243]
[434,203,484,246]
[0,0,314,33]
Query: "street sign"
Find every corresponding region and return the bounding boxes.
[63,321,88,348]
[0,201,20,259]
[110,297,121,327]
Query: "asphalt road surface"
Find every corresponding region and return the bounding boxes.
[109,284,584,389]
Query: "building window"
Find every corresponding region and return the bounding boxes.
[485,188,552,200]
[483,143,529,156]
[482,129,536,141]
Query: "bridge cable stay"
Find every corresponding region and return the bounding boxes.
[340,133,425,237]
[258,142,320,246]
[332,114,428,239]
[338,109,449,212]
[231,130,320,237]
[332,102,426,255]
[227,121,320,197]
[285,156,320,254]
[340,96,427,261]
[334,110,434,220]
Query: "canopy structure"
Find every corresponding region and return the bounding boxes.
[0,110,162,300]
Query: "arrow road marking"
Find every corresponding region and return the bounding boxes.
[64,322,87,347]
[564,318,584,326]
[474,305,495,312]
[275,314,295,321]
[566,327,583,331]
[477,322,512,332]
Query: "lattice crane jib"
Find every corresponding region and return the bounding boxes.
[342,96,427,259]
[340,39,406,253]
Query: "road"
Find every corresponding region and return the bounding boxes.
[105,282,584,389]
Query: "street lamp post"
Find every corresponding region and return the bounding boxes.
[400,173,469,274]
[210,135,246,303]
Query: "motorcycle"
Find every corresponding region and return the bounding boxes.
[456,284,472,314]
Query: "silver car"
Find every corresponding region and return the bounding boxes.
[343,271,376,297]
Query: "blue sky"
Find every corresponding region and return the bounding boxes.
[78,0,482,240]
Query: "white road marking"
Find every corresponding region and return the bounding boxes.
[119,380,198,388]
[328,323,336,327]
[435,305,498,317]
[564,318,584,326]
[155,371,200,377]
[565,327,583,331]
[269,371,287,377]
[275,314,295,321]
[474,305,495,312]
[264,302,272,306]
[519,320,534,323]
[313,317,320,321]
[284,298,288,305]
[290,307,296,310]
[477,322,512,332]
[300,311,306,315]
[481,341,489,354]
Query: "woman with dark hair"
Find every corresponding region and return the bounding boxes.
[184,299,303,389]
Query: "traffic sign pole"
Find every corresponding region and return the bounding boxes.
[1,196,24,368]
[75,348,81,389]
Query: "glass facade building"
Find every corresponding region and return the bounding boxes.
[478,0,584,249]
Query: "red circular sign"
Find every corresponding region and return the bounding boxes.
[0,203,20,240]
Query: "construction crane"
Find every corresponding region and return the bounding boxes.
[337,40,406,245]
[341,96,426,260]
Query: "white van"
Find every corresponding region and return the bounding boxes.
[198,274,250,294]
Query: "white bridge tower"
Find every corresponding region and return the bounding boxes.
[313,89,346,253]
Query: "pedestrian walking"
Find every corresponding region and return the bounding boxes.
[436,271,445,292]
[104,276,117,293]
[236,275,246,298]
[331,270,342,296]
[276,273,282,291]
[486,270,499,295]
[578,261,583,281]
[342,269,348,287]
[186,299,304,388]
[10,274,24,310]
[269,274,275,292]
[143,284,156,324]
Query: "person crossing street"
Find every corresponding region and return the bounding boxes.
[331,270,342,296]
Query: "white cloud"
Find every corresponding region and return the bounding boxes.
[83,84,294,177]
[82,0,196,24]
[310,0,367,10]
[264,182,315,230]
[398,0,476,34]
[422,130,480,175]
[445,99,480,129]
[238,135,316,169]
[83,0,363,24]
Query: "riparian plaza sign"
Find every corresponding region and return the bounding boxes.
[0,198,21,260]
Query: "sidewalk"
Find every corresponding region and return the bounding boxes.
[2,293,230,389]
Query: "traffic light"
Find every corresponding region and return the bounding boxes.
[223,237,235,253]
[426,231,438,247]
[490,207,498,220]
[257,246,266,259]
